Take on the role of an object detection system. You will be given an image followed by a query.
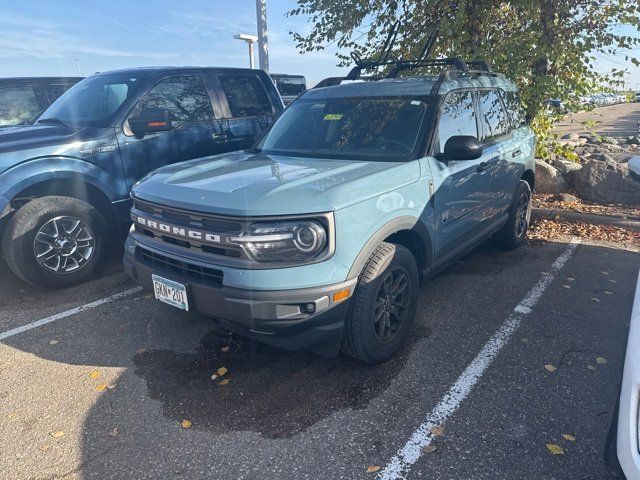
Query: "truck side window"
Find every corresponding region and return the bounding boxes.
[218,75,273,118]
[478,90,510,142]
[0,86,41,126]
[436,91,477,154]
[503,91,527,128]
[137,76,213,125]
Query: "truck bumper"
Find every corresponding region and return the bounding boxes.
[123,244,356,357]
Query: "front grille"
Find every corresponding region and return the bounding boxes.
[136,247,223,287]
[132,199,247,260]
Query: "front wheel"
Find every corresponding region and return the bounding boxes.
[2,196,109,289]
[342,242,419,364]
[494,180,532,250]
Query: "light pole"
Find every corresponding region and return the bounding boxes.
[233,33,258,69]
[255,0,269,71]
[74,58,81,76]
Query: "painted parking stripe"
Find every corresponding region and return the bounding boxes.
[379,240,580,480]
[0,287,142,341]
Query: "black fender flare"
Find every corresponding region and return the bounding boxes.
[347,215,432,280]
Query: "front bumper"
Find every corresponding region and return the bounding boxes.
[123,243,356,356]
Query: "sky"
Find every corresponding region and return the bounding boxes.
[0,0,638,89]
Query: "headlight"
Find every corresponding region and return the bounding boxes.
[231,220,328,263]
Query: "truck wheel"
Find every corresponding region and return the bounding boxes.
[2,196,109,289]
[494,180,532,250]
[342,242,419,364]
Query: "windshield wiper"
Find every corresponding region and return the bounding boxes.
[37,117,70,128]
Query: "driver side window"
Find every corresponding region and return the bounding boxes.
[436,91,478,155]
[131,75,214,129]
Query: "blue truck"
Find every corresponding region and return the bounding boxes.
[123,58,536,363]
[0,67,283,288]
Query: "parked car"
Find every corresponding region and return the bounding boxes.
[123,58,535,363]
[635,92,640,103]
[0,76,81,128]
[0,66,283,288]
[547,99,567,114]
[270,73,307,105]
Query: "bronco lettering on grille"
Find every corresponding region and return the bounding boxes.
[134,216,222,244]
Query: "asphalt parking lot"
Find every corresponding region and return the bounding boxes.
[0,237,638,480]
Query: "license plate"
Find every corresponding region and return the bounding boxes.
[152,274,189,311]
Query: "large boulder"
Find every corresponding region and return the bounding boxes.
[567,160,640,205]
[535,159,569,193]
[551,157,583,175]
[561,132,580,141]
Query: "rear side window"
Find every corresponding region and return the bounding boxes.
[218,75,272,118]
[478,90,510,142]
[0,85,41,126]
[48,83,75,102]
[138,76,213,124]
[436,91,478,154]
[503,91,527,128]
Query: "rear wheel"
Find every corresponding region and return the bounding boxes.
[342,242,419,364]
[2,196,109,289]
[494,180,532,250]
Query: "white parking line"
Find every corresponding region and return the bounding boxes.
[0,287,143,341]
[379,240,580,480]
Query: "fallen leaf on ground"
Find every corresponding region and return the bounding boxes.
[604,291,614,295]
[95,383,108,392]
[546,444,564,455]
[601,271,610,275]
[107,384,116,390]
[591,298,600,302]
[596,357,608,365]
[108,427,119,438]
[587,365,596,371]
[430,425,444,436]
[49,340,58,345]
[136,348,147,355]
[545,364,557,373]
[211,374,218,381]
[562,285,571,289]
[421,444,438,454]
[366,466,381,473]
[567,277,575,281]
[609,279,617,284]
[221,346,230,353]
[39,444,52,452]
[219,379,230,385]
[562,434,576,442]
[216,367,228,377]
[181,419,192,429]
[49,431,65,439]
[89,370,100,380]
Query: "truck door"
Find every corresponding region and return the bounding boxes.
[117,74,223,189]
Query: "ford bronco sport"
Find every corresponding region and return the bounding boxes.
[123,57,535,363]
[0,67,282,289]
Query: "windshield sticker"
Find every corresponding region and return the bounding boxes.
[324,114,343,121]
[411,100,422,105]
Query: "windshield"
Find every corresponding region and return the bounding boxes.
[38,74,143,127]
[274,76,306,96]
[256,96,428,161]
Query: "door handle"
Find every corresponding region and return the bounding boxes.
[476,161,491,173]
[512,149,523,158]
[212,132,229,141]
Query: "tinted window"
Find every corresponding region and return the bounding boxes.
[219,75,272,118]
[48,83,75,101]
[138,76,213,124]
[478,90,510,141]
[436,91,477,154]
[0,86,41,126]
[256,97,427,161]
[273,76,306,96]
[40,74,142,127]
[504,91,527,128]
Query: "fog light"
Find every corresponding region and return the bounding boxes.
[302,303,316,314]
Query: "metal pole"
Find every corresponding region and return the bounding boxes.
[255,0,269,71]
[248,43,255,69]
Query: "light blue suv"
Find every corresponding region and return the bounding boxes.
[123,58,535,363]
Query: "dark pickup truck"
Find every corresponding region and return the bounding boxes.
[0,66,283,288]
[0,76,81,128]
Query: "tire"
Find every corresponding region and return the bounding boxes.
[494,180,532,250]
[342,242,419,364]
[2,196,109,289]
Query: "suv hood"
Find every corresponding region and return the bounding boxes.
[132,151,421,216]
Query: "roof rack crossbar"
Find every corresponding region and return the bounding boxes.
[386,57,469,78]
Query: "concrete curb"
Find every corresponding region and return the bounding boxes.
[532,207,640,232]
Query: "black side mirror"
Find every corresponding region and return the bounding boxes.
[443,135,483,161]
[129,108,172,137]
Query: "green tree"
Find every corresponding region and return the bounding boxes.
[288,0,640,153]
